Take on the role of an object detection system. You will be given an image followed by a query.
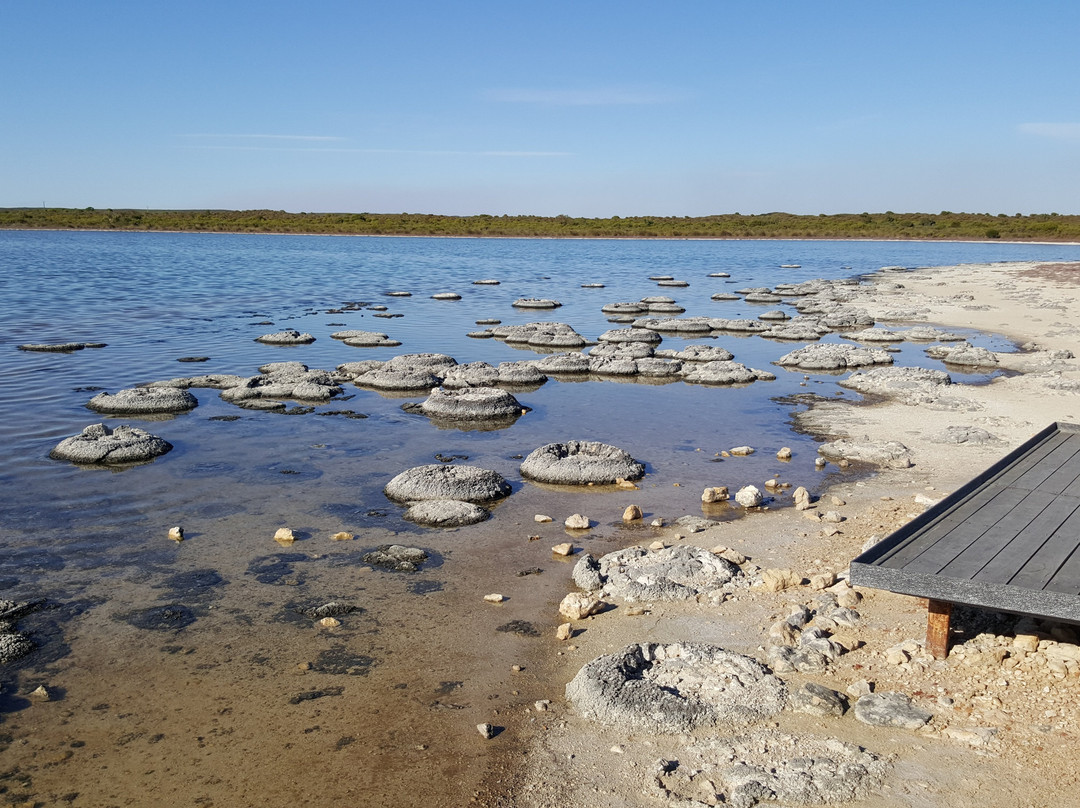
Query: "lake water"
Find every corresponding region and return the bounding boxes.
[2,231,1079,806]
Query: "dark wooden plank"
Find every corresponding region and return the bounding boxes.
[898,487,1038,574]
[1045,544,1080,596]
[924,486,1058,578]
[877,484,1031,569]
[1031,443,1080,494]
[1011,437,1080,491]
[972,495,1080,585]
[1009,503,1080,590]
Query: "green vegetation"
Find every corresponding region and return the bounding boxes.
[2,207,1080,241]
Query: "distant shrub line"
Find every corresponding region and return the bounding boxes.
[2,208,1079,241]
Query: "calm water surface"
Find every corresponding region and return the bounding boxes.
[2,232,1079,806]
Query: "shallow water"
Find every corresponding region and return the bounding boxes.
[2,232,1080,806]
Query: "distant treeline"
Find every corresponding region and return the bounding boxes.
[2,207,1080,241]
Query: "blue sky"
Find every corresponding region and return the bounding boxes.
[3,1,1079,216]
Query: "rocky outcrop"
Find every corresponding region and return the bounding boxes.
[520,441,644,485]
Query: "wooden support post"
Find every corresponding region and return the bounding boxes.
[926,599,952,659]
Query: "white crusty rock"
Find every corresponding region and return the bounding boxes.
[86,387,198,414]
[735,485,763,508]
[384,464,511,503]
[566,643,787,733]
[50,423,172,464]
[559,592,605,620]
[520,440,644,485]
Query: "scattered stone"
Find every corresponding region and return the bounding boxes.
[18,341,105,352]
[331,531,354,542]
[318,616,341,628]
[853,692,932,729]
[821,510,844,523]
[384,464,511,503]
[535,699,552,711]
[776,343,893,371]
[564,514,591,530]
[535,514,553,523]
[735,485,763,508]
[729,445,755,456]
[556,623,573,641]
[552,542,575,556]
[512,298,561,309]
[616,478,640,490]
[50,423,173,464]
[274,528,295,545]
[559,592,605,620]
[167,526,184,542]
[622,504,643,522]
[809,571,837,590]
[483,594,506,604]
[760,568,801,592]
[847,680,873,698]
[520,440,645,485]
[702,486,729,503]
[30,685,51,700]
[791,682,848,717]
[566,643,787,733]
[431,292,461,300]
[477,723,496,739]
[929,425,998,445]
[777,447,792,460]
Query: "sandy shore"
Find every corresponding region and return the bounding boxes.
[507,261,1080,807]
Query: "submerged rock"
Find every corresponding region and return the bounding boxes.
[255,329,315,345]
[776,344,893,371]
[384,464,511,503]
[520,440,644,485]
[50,423,172,464]
[404,499,491,527]
[363,544,429,572]
[566,643,787,733]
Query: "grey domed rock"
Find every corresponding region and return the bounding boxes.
[642,302,686,314]
[536,353,591,374]
[512,298,562,309]
[840,366,952,403]
[640,296,676,304]
[520,440,644,485]
[491,322,586,350]
[419,386,523,420]
[148,373,247,390]
[255,329,315,345]
[431,292,461,300]
[18,342,106,352]
[760,318,831,341]
[472,279,500,285]
[566,643,787,733]
[331,330,402,347]
[639,317,714,334]
[601,302,647,315]
[708,271,731,277]
[404,499,491,527]
[588,357,641,376]
[682,361,774,385]
[386,291,412,297]
[495,361,547,387]
[708,318,769,333]
[655,344,734,363]
[220,363,342,404]
[840,327,905,342]
[353,368,444,392]
[710,292,742,300]
[818,438,912,468]
[928,425,998,445]
[577,545,740,602]
[384,464,511,503]
[589,342,655,360]
[87,387,198,414]
[363,544,429,571]
[656,279,689,287]
[50,423,172,464]
[903,326,966,342]
[598,328,663,344]
[757,309,790,321]
[743,292,783,303]
[776,344,893,371]
[384,353,458,372]
[926,342,999,367]
[440,362,501,389]
[635,358,684,377]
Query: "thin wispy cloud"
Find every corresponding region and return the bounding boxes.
[179,144,571,157]
[484,87,682,106]
[1018,122,1080,140]
[181,133,348,142]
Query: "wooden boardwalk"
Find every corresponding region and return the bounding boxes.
[850,422,1080,655]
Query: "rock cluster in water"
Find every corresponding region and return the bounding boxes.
[50,423,173,464]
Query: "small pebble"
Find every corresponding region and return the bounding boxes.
[274,527,295,544]
[483,593,505,603]
[167,526,184,542]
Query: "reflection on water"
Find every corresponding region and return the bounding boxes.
[2,232,1079,805]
